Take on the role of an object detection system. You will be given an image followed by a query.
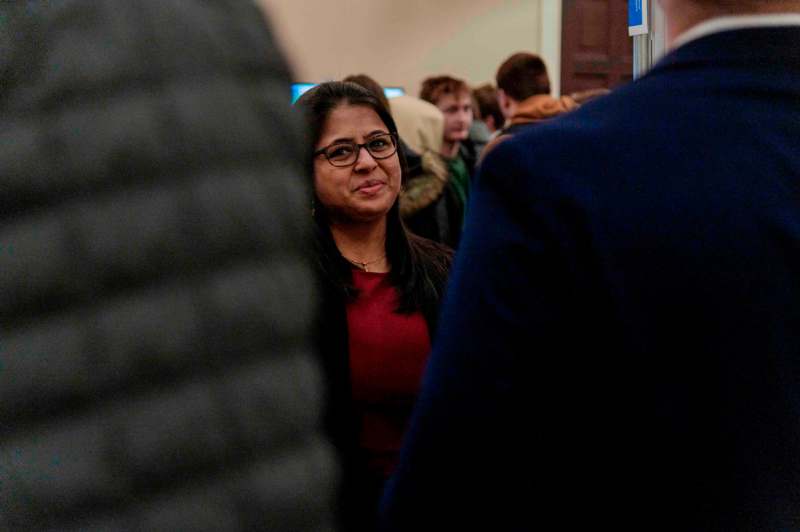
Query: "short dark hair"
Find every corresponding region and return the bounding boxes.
[472,84,504,128]
[496,52,550,101]
[295,81,450,314]
[419,75,470,106]
[342,73,391,113]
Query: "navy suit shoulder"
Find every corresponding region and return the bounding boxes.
[382,26,800,532]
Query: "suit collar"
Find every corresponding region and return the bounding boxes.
[648,26,800,76]
[672,13,800,50]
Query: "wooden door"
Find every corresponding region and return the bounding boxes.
[560,0,633,95]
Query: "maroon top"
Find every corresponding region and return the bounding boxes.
[346,270,431,478]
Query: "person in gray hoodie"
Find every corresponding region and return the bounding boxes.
[0,1,336,530]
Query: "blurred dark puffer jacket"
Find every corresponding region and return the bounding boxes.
[0,1,336,530]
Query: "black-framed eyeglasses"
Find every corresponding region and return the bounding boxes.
[314,132,398,167]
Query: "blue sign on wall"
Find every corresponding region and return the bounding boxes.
[628,0,649,36]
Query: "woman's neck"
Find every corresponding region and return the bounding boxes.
[330,217,390,273]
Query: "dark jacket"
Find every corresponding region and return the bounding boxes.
[401,142,477,249]
[400,145,460,248]
[382,27,800,531]
[0,1,335,530]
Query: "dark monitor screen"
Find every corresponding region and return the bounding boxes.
[291,82,405,103]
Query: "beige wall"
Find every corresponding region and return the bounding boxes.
[260,0,562,97]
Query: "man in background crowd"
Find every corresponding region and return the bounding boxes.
[482,52,579,156]
[472,84,504,135]
[419,75,477,247]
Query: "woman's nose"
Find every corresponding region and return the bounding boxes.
[353,145,378,171]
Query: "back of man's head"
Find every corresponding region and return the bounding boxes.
[495,52,551,102]
[472,84,504,132]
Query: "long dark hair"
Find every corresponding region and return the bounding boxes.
[295,81,451,317]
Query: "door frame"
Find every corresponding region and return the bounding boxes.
[539,0,563,97]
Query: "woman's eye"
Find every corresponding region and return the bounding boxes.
[328,145,354,159]
[368,138,391,151]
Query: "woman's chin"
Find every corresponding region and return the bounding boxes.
[352,208,391,223]
[351,197,398,220]
[330,206,391,225]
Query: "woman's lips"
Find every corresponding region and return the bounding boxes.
[355,181,386,195]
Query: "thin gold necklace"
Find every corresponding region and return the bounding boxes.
[343,253,385,272]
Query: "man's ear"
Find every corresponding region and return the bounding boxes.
[497,89,512,118]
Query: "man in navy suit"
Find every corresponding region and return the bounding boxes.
[381,1,800,530]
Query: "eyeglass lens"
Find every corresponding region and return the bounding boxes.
[325,134,396,166]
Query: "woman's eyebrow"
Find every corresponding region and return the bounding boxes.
[325,130,388,144]
[328,136,354,144]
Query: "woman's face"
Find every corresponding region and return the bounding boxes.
[313,104,402,224]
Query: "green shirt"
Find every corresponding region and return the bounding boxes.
[446,155,470,227]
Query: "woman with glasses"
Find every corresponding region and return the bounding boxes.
[296,81,452,532]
